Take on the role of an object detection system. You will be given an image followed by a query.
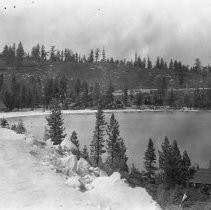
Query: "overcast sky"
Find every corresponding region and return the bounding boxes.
[0,0,211,65]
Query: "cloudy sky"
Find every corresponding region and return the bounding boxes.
[0,0,211,65]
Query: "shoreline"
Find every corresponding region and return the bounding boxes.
[0,107,205,119]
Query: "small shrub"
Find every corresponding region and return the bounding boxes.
[1,118,9,128]
[11,124,17,131]
[16,120,26,134]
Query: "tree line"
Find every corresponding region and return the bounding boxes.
[1,72,211,111]
[1,42,209,74]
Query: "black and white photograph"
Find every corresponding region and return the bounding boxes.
[0,0,211,209]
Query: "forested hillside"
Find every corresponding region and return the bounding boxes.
[0,42,211,111]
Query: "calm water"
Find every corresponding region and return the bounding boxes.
[7,111,211,170]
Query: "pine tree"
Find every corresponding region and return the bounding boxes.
[16,42,24,68]
[50,46,56,62]
[46,99,66,145]
[95,48,100,63]
[90,105,106,167]
[106,113,121,165]
[123,86,128,106]
[70,131,79,148]
[88,49,94,63]
[169,59,174,70]
[41,45,47,61]
[144,138,156,181]
[92,83,101,106]
[70,131,80,159]
[159,136,172,185]
[171,140,183,185]
[147,57,152,69]
[0,118,9,128]
[82,145,89,160]
[182,150,191,181]
[159,137,186,186]
[156,56,160,69]
[102,47,106,62]
[104,81,114,108]
[0,74,4,92]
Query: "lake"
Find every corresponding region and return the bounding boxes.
[7,111,211,170]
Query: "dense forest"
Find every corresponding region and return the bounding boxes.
[0,42,211,111]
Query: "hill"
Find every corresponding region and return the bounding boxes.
[0,61,210,90]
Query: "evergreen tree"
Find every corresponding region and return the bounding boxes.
[95,48,100,63]
[70,131,79,148]
[82,145,89,160]
[182,150,191,181]
[104,81,114,108]
[81,81,89,107]
[70,131,80,159]
[147,57,152,69]
[171,140,183,185]
[135,92,142,106]
[169,59,174,70]
[90,105,106,166]
[123,86,128,106]
[106,113,128,172]
[102,47,106,62]
[92,83,101,106]
[159,137,186,186]
[88,49,94,63]
[2,90,14,110]
[144,138,156,181]
[0,74,4,92]
[0,118,9,128]
[46,99,66,145]
[159,136,172,185]
[50,46,56,62]
[156,56,160,69]
[168,89,176,106]
[16,42,24,68]
[41,45,47,61]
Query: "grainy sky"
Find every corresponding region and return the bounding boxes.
[0,0,211,65]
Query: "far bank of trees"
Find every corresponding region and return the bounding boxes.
[1,72,211,111]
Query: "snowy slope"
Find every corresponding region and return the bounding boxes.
[0,128,160,210]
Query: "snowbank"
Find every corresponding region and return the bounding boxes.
[88,172,160,210]
[0,128,161,210]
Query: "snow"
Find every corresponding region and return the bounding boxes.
[0,128,161,210]
[61,136,77,151]
[76,158,91,176]
[0,107,199,119]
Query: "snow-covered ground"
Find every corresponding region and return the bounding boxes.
[0,128,160,210]
[0,107,200,119]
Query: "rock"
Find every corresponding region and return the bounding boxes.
[88,167,94,172]
[46,139,53,147]
[60,154,77,173]
[76,158,91,176]
[61,137,76,151]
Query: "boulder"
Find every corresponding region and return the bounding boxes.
[76,158,91,176]
[61,137,76,151]
[46,139,53,147]
[60,154,77,173]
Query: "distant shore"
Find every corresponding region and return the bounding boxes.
[0,107,204,119]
